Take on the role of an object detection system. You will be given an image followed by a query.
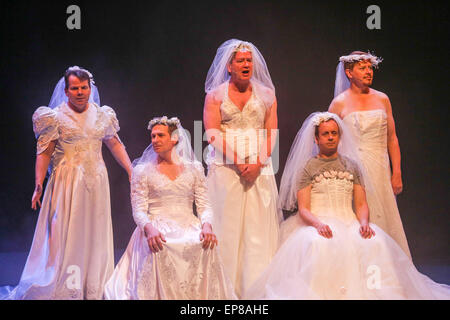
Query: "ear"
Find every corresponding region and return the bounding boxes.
[171,133,179,146]
[314,135,319,145]
[344,68,352,80]
[227,62,232,75]
[64,88,69,97]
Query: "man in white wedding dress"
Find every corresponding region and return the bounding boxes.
[328,51,411,258]
[203,39,282,297]
[245,112,450,299]
[104,117,236,300]
[0,66,132,300]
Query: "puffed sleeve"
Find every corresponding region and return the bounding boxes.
[192,162,213,226]
[32,106,59,154]
[101,105,123,144]
[130,164,151,231]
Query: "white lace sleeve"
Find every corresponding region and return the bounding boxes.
[32,106,59,154]
[192,163,214,226]
[101,105,123,144]
[131,164,151,231]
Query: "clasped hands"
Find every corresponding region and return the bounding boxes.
[236,161,263,184]
[144,222,218,253]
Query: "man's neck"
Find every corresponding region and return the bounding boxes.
[157,153,174,165]
[317,151,339,160]
[67,101,89,113]
[349,82,370,95]
[230,79,251,93]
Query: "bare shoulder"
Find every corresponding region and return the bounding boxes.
[204,91,221,109]
[328,92,346,115]
[371,88,390,101]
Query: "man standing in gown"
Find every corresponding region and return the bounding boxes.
[203,39,282,297]
[1,66,132,299]
[328,51,411,258]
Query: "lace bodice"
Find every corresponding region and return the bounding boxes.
[131,162,213,232]
[310,175,356,223]
[343,109,388,153]
[208,82,268,163]
[32,102,121,190]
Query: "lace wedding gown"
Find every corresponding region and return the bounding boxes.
[245,156,450,300]
[343,109,411,258]
[1,102,119,300]
[206,82,281,297]
[104,162,236,300]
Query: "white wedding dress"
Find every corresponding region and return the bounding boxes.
[245,160,450,300]
[343,109,411,258]
[206,82,281,297]
[104,162,236,300]
[1,102,119,300]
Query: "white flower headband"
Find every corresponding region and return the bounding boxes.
[339,52,383,68]
[147,116,181,130]
[233,42,252,53]
[66,65,95,85]
[311,112,338,127]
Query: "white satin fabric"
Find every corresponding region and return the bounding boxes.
[1,103,119,300]
[245,175,450,299]
[343,109,411,258]
[206,83,280,298]
[104,162,236,300]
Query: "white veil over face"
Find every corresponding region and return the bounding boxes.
[132,116,200,169]
[333,52,383,98]
[48,66,100,109]
[205,39,276,108]
[278,112,370,214]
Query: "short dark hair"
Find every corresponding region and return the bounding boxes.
[343,51,368,71]
[64,69,91,90]
[314,119,340,138]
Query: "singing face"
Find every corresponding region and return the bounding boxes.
[151,124,177,155]
[64,75,91,112]
[227,50,253,82]
[315,119,340,155]
[346,60,374,87]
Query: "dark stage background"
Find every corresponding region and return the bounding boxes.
[0,0,448,270]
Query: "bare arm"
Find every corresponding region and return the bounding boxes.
[31,141,56,210]
[104,137,132,181]
[259,99,278,164]
[383,95,403,195]
[297,186,333,238]
[328,97,345,118]
[353,184,375,239]
[203,92,245,165]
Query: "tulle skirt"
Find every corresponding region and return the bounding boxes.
[245,215,450,300]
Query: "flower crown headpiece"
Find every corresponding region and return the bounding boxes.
[311,112,339,127]
[339,52,383,68]
[233,42,252,53]
[66,66,95,85]
[147,116,181,130]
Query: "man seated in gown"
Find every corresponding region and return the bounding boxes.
[245,112,449,299]
[104,116,236,300]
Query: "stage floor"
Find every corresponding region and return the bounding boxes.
[1,249,449,288]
